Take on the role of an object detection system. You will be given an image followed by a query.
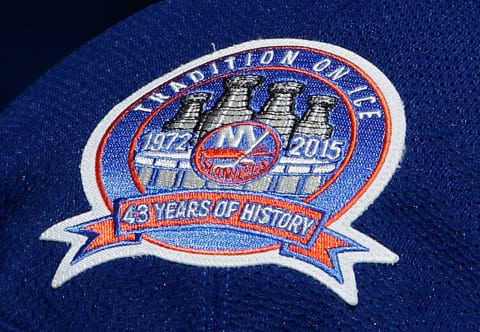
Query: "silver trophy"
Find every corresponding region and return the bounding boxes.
[292,95,337,139]
[163,92,211,132]
[253,81,305,148]
[196,75,264,139]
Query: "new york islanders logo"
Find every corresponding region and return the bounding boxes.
[41,39,405,305]
[193,120,280,184]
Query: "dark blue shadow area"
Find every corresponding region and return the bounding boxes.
[0,1,158,111]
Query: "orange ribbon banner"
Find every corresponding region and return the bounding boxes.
[68,191,364,282]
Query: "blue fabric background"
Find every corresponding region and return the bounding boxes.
[0,1,479,330]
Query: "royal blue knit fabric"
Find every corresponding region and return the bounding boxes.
[0,1,479,331]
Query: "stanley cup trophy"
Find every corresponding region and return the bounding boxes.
[196,75,264,139]
[292,95,338,139]
[163,92,211,132]
[253,81,305,148]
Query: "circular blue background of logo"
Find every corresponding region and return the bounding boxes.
[97,46,388,252]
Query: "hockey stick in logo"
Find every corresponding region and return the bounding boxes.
[213,129,270,169]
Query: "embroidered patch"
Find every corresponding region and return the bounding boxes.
[41,39,405,305]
